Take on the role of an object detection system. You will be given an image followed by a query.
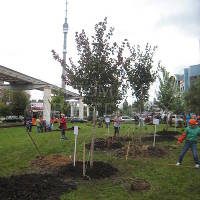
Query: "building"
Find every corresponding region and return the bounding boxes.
[175,64,200,92]
[174,74,184,92]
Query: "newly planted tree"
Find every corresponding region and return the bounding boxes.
[157,66,178,131]
[52,18,127,167]
[125,43,157,140]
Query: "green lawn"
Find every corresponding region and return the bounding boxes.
[0,122,200,200]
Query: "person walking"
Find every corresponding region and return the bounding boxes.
[36,117,41,133]
[113,112,122,137]
[60,114,67,140]
[176,119,200,168]
[50,117,54,131]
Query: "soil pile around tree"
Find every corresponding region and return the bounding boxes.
[30,154,72,173]
[129,178,150,191]
[85,138,123,150]
[58,161,118,179]
[142,134,177,142]
[114,177,150,192]
[114,144,168,158]
[156,130,181,136]
[0,173,77,200]
[115,136,133,142]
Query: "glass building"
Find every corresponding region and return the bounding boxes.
[184,64,200,91]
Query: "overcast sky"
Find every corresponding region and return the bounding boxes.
[0,0,200,101]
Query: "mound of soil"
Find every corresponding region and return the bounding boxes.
[142,134,177,142]
[130,178,150,191]
[0,173,77,200]
[31,154,72,173]
[156,130,181,135]
[58,161,118,179]
[114,136,133,142]
[114,145,168,158]
[143,146,167,157]
[86,138,123,150]
[114,177,150,192]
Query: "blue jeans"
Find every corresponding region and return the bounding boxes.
[178,140,199,164]
[61,129,66,139]
[37,126,40,133]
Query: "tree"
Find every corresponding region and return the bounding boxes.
[125,43,157,128]
[51,90,70,116]
[10,91,30,116]
[52,18,127,167]
[171,91,185,114]
[184,77,200,113]
[121,99,133,116]
[0,102,11,117]
[0,89,30,117]
[0,89,11,104]
[132,101,140,112]
[157,66,177,130]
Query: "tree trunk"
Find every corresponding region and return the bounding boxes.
[139,102,142,144]
[166,110,169,132]
[90,106,96,168]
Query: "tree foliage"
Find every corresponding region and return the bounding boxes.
[184,77,200,113]
[51,90,70,116]
[52,17,127,110]
[0,102,11,117]
[10,91,30,116]
[0,89,30,117]
[156,66,180,130]
[171,91,185,114]
[125,43,157,113]
[157,66,177,112]
[52,18,128,167]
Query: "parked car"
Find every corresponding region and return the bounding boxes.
[171,115,184,127]
[4,116,23,123]
[70,117,88,123]
[121,116,135,123]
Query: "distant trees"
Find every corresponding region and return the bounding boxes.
[0,89,30,117]
[0,102,10,117]
[51,90,70,116]
[10,91,30,116]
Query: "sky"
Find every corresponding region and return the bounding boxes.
[0,0,200,102]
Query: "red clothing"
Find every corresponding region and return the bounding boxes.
[60,117,67,130]
[177,132,186,143]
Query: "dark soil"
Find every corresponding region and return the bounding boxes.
[156,130,181,136]
[143,146,168,157]
[114,177,150,192]
[115,136,133,142]
[31,154,72,173]
[85,138,123,150]
[30,155,117,180]
[142,134,177,142]
[58,161,118,179]
[114,145,168,158]
[0,173,77,200]
[130,178,150,191]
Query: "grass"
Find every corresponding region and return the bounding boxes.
[0,122,200,200]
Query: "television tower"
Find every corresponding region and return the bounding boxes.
[62,0,68,89]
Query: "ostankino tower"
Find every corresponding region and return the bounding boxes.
[62,0,68,89]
